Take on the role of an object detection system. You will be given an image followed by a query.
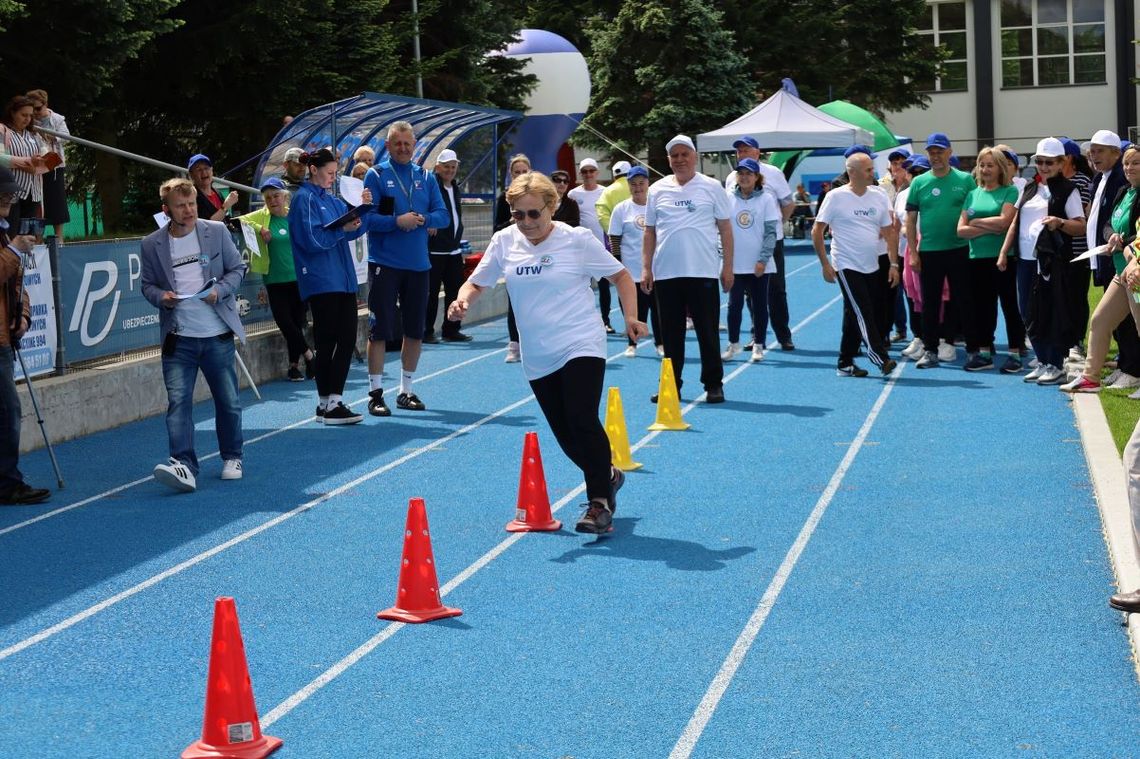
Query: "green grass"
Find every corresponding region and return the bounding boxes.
[1089,283,1140,454]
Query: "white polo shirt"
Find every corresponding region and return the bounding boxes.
[727,189,780,274]
[646,173,732,280]
[815,184,893,274]
[469,222,623,380]
[608,197,648,282]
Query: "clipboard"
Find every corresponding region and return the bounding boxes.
[322,203,372,230]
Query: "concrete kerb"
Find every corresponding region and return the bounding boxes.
[15,282,508,454]
[1071,393,1140,679]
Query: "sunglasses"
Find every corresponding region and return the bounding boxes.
[510,208,545,221]
[552,177,568,184]
[1035,158,1058,166]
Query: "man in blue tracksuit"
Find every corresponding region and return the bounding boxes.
[362,121,448,415]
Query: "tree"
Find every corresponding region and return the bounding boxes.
[581,0,753,173]
[523,0,619,58]
[717,0,944,117]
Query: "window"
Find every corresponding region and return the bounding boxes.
[916,2,969,92]
[1000,0,1106,87]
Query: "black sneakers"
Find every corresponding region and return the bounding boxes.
[368,389,391,417]
[0,482,51,505]
[396,392,426,411]
[442,332,473,342]
[575,501,614,534]
[324,402,363,425]
[287,366,304,382]
[705,386,725,403]
[880,358,897,376]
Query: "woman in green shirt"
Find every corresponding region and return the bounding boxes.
[956,147,1020,372]
[1063,146,1140,393]
[239,177,315,381]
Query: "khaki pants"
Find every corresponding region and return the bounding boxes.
[1085,276,1140,378]
[1124,418,1140,553]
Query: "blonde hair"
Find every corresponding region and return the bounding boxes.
[25,89,47,106]
[160,177,195,203]
[353,145,375,163]
[351,162,369,179]
[505,171,558,211]
[507,153,531,174]
[974,147,1012,186]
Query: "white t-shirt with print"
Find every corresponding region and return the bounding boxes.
[645,173,733,281]
[567,185,606,244]
[814,184,892,274]
[1016,184,1083,262]
[608,198,648,282]
[895,187,911,255]
[469,222,623,380]
[169,232,228,337]
[725,164,793,240]
[727,189,780,274]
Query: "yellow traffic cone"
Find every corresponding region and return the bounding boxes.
[604,387,643,471]
[649,358,690,431]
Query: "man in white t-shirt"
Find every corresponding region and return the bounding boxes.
[642,135,734,403]
[812,153,899,378]
[140,178,248,493]
[727,136,796,350]
[568,157,615,331]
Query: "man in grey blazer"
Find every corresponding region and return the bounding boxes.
[140,177,247,492]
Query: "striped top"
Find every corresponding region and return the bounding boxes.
[3,127,42,202]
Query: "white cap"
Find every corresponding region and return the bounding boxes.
[665,134,696,153]
[1091,129,1122,149]
[612,160,632,177]
[436,148,460,164]
[578,157,598,170]
[1033,137,1065,159]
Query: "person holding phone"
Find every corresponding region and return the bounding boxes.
[0,168,49,505]
[140,177,248,493]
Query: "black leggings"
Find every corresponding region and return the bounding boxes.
[529,356,611,502]
[266,282,310,364]
[507,299,519,342]
[308,292,357,396]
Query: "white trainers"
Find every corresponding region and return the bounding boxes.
[721,342,741,360]
[504,341,521,363]
[902,338,924,359]
[1068,346,1086,362]
[1109,372,1140,390]
[1023,363,1047,382]
[1036,365,1065,385]
[221,459,243,480]
[623,344,637,358]
[154,458,196,493]
[750,345,764,363]
[656,345,665,357]
[1129,387,1140,400]
[1028,357,1041,369]
[937,340,957,362]
[1105,369,1124,386]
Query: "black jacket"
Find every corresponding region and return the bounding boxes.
[429,173,463,253]
[1092,160,1128,246]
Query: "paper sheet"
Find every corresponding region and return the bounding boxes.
[153,211,170,229]
[1071,243,1112,263]
[339,176,364,207]
[239,220,261,256]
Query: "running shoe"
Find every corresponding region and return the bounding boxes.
[902,338,924,359]
[325,402,364,425]
[624,344,637,357]
[396,392,426,411]
[1105,369,1124,386]
[1023,363,1047,382]
[609,468,624,513]
[1108,372,1140,390]
[154,458,196,493]
[287,366,304,382]
[837,364,869,377]
[937,340,957,362]
[721,342,741,361]
[1036,365,1065,385]
[964,353,994,372]
[915,351,939,369]
[221,459,243,480]
[750,345,764,363]
[1060,375,1102,393]
[504,341,521,363]
[575,501,613,534]
[368,389,391,417]
[880,359,897,376]
[999,355,1023,374]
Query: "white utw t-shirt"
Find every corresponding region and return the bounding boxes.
[567,185,606,244]
[608,197,648,282]
[727,189,780,274]
[814,184,893,274]
[725,164,793,240]
[469,222,623,380]
[646,172,732,280]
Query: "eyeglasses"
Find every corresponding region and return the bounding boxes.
[552,178,568,184]
[580,169,597,174]
[1035,158,1058,166]
[510,208,545,221]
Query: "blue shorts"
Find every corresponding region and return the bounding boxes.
[367,264,429,342]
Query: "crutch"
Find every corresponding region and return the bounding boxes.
[14,347,63,488]
[234,345,261,400]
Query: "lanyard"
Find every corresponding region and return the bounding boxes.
[390,164,414,206]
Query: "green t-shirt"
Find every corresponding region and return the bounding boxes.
[962,184,1018,259]
[905,168,976,252]
[264,215,296,284]
[1109,187,1137,275]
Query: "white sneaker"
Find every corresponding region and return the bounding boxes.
[1068,346,1086,362]
[1028,357,1041,369]
[1130,387,1140,400]
[1036,365,1065,385]
[656,345,665,357]
[1109,372,1140,390]
[1106,369,1124,386]
[623,344,637,358]
[1023,364,1047,382]
[937,340,957,362]
[221,459,243,480]
[154,458,196,493]
[902,338,924,359]
[750,345,764,363]
[721,342,741,360]
[504,341,521,363]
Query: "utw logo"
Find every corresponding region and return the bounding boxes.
[68,261,121,347]
[515,264,544,276]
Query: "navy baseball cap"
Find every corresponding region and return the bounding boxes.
[887,148,910,162]
[907,155,931,172]
[259,177,287,192]
[734,158,761,174]
[1059,138,1081,157]
[844,144,877,159]
[925,133,952,149]
[1123,140,1134,152]
[626,166,649,181]
[188,153,212,170]
[949,155,960,168]
[732,136,760,149]
[1001,149,1020,168]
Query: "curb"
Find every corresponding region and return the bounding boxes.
[1072,393,1140,679]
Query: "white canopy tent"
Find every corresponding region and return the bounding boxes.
[697,90,875,152]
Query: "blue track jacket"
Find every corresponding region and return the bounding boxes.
[288,182,368,301]
[363,159,448,272]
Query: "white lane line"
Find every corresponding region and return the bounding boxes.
[668,360,904,759]
[260,293,843,726]
[0,338,509,538]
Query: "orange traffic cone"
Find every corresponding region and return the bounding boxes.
[506,431,562,532]
[378,498,463,623]
[182,597,282,759]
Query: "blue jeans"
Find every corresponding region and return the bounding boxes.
[162,334,242,475]
[0,346,24,491]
